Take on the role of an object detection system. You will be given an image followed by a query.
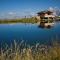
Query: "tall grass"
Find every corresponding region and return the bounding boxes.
[0,17,38,24]
[0,40,60,60]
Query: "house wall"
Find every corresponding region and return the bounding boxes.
[35,16,40,20]
[44,14,55,18]
[36,13,55,20]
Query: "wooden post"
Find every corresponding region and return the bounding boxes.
[48,17,49,23]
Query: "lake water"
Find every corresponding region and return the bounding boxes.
[0,23,60,46]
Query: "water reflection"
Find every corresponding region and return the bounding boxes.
[0,23,60,45]
[38,25,53,29]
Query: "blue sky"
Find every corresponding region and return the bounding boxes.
[0,0,60,19]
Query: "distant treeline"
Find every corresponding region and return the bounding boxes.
[0,17,38,24]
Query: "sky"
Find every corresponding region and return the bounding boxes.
[0,0,60,19]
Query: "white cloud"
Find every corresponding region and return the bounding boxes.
[49,7,56,15]
[8,12,16,15]
[22,9,36,17]
[0,9,36,19]
[48,7,54,11]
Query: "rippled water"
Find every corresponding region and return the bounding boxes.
[0,23,60,45]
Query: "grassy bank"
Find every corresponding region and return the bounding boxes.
[0,17,38,24]
[0,40,60,60]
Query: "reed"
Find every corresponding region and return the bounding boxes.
[0,40,60,60]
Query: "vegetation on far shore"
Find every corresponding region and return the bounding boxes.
[0,40,60,60]
[0,17,38,24]
[0,16,60,24]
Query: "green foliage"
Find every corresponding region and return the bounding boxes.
[0,17,38,24]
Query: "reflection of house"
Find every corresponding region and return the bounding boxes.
[36,10,55,27]
[36,10,55,20]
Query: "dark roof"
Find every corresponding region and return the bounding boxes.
[37,10,53,15]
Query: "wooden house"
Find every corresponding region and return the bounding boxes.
[37,10,55,20]
[36,10,55,27]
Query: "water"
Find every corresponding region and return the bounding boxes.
[0,23,60,45]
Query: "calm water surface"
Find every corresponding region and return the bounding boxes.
[0,23,60,45]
